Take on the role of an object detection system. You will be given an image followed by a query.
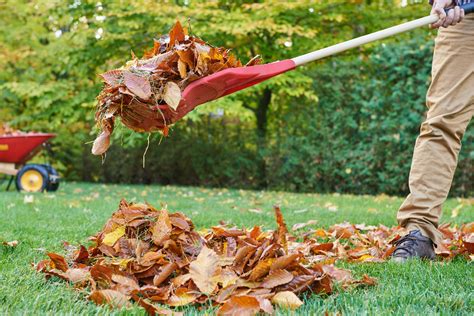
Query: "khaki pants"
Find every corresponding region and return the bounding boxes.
[397,15,474,246]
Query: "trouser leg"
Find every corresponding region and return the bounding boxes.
[397,16,474,246]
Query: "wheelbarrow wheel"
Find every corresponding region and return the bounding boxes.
[15,164,49,193]
[41,164,60,192]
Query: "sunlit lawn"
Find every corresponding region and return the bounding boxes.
[0,182,473,315]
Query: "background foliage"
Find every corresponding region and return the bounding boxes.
[0,0,472,196]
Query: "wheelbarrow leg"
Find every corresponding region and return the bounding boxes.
[6,175,14,191]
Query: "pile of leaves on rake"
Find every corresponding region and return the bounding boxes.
[36,201,474,315]
[0,123,30,136]
[92,21,261,156]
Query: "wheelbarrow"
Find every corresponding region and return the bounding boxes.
[0,133,60,192]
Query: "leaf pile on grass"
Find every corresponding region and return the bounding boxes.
[35,200,473,315]
[36,201,374,315]
[296,221,474,263]
[93,21,261,156]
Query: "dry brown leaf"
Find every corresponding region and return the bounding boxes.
[217,295,261,316]
[153,262,178,287]
[89,289,130,308]
[47,253,68,272]
[102,226,125,247]
[163,82,181,111]
[2,240,18,247]
[166,288,198,307]
[261,269,294,288]
[189,246,219,294]
[248,258,274,281]
[66,268,89,284]
[463,234,474,254]
[292,220,318,231]
[178,59,187,79]
[271,291,303,310]
[151,209,172,246]
[168,20,186,46]
[123,71,152,101]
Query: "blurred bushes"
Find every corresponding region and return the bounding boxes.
[79,39,472,196]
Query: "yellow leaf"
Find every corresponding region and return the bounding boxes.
[271,291,303,310]
[178,59,187,79]
[102,226,125,246]
[163,82,181,111]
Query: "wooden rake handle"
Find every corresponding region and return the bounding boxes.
[292,3,474,67]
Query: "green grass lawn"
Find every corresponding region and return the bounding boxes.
[0,182,473,315]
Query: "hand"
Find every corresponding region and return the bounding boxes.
[431,0,465,28]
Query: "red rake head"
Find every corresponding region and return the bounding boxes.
[171,59,296,124]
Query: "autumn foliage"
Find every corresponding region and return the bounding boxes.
[92,21,260,156]
[36,201,474,315]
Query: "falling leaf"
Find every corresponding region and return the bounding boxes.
[102,226,126,247]
[189,246,219,294]
[91,131,110,155]
[271,291,303,310]
[163,82,181,111]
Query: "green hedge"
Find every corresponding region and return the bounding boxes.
[79,39,472,196]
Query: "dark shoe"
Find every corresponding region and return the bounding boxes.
[391,230,435,263]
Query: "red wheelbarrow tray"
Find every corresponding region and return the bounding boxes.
[0,133,55,176]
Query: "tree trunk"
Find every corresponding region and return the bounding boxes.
[255,88,272,187]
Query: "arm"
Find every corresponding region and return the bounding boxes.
[430,0,465,28]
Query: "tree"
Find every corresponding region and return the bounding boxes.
[0,0,430,184]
